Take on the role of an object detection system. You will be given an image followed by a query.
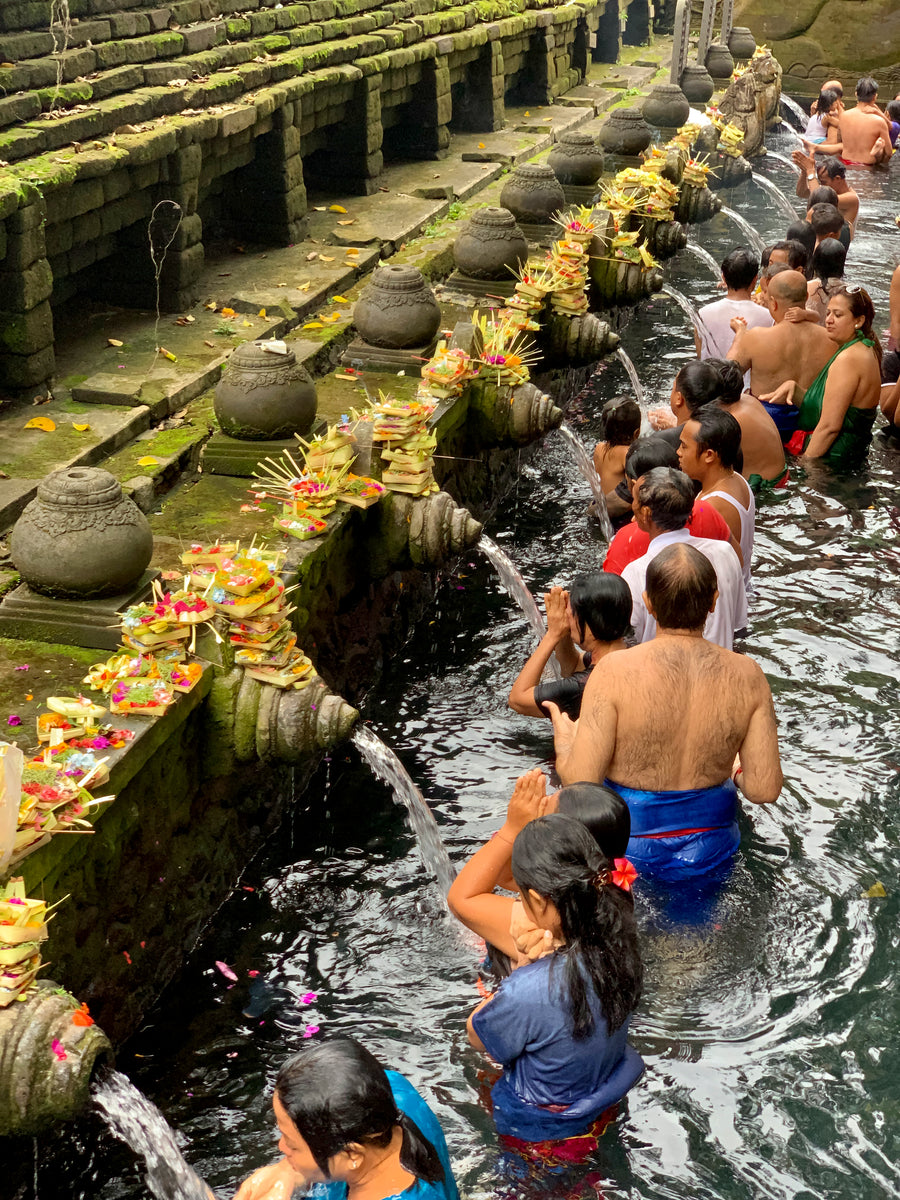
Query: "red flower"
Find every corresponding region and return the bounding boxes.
[611,858,637,892]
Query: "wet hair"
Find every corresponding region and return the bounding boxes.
[275,1036,445,1183]
[810,237,847,284]
[808,185,839,209]
[769,269,810,308]
[808,202,844,238]
[817,155,845,180]
[689,406,742,470]
[705,357,744,405]
[762,261,790,283]
[815,87,840,117]
[568,571,633,644]
[511,813,642,1037]
[784,221,816,255]
[635,466,694,531]
[760,244,772,270]
[720,248,759,291]
[624,434,679,480]
[674,360,723,414]
[856,76,878,101]
[769,239,809,274]
[598,397,641,446]
[645,542,717,631]
[832,286,882,365]
[887,100,900,124]
[557,783,630,860]
[826,80,843,99]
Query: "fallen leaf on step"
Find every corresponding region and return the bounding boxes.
[313,206,326,211]
[221,307,236,317]
[258,308,267,318]
[241,320,253,327]
[863,881,887,898]
[478,142,485,148]
[72,423,91,432]
[24,417,56,431]
[206,302,218,310]
[329,204,348,213]
[337,219,355,226]
[107,337,124,347]
[303,321,324,329]
[344,248,359,256]
[204,340,216,348]
[137,456,159,467]
[298,282,311,291]
[320,255,335,262]
[331,295,349,303]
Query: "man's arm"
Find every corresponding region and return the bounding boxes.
[792,148,814,199]
[734,665,782,804]
[726,319,757,371]
[889,264,900,347]
[546,662,619,785]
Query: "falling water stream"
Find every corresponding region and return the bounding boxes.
[615,345,646,410]
[476,533,547,641]
[751,171,799,222]
[780,93,808,129]
[557,422,614,541]
[661,284,712,345]
[683,241,722,281]
[763,149,802,174]
[720,206,767,254]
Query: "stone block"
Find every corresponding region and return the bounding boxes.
[66,19,111,47]
[118,126,178,165]
[171,212,203,251]
[0,302,54,356]
[103,170,132,203]
[0,30,54,60]
[0,259,54,310]
[44,223,73,259]
[0,345,55,391]
[94,40,130,69]
[72,374,144,406]
[160,243,205,290]
[8,201,46,236]
[181,21,221,53]
[72,209,103,246]
[133,161,163,190]
[249,9,277,34]
[100,192,153,235]
[0,94,41,130]
[219,106,258,137]
[307,0,337,18]
[147,8,173,32]
[107,12,147,37]
[91,64,146,99]
[0,65,31,94]
[276,4,311,28]
[0,126,47,162]
[3,223,46,271]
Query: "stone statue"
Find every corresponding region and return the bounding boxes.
[719,50,784,156]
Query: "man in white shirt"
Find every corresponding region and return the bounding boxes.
[621,468,747,649]
[695,249,773,362]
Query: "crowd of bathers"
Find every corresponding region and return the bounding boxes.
[225,77,899,1200]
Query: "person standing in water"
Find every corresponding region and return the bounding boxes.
[546,542,781,882]
[592,397,641,495]
[838,77,892,165]
[704,357,786,489]
[234,1037,457,1200]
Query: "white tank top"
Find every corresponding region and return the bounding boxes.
[703,474,755,588]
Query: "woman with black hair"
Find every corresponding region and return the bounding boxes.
[449,773,643,1150]
[592,396,641,495]
[234,1036,457,1200]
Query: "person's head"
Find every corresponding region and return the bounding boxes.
[856,76,878,103]
[556,782,630,860]
[759,260,789,298]
[808,184,839,210]
[644,542,718,632]
[810,237,847,284]
[705,357,744,405]
[623,435,679,500]
[808,202,844,242]
[633,466,694,533]
[768,239,809,275]
[785,221,817,256]
[599,396,641,447]
[678,408,742,482]
[815,87,840,118]
[720,248,759,293]
[767,269,810,319]
[887,100,900,125]
[274,1037,445,1188]
[511,813,642,1037]
[825,286,881,363]
[816,156,845,186]
[670,360,722,419]
[823,79,843,101]
[567,572,633,647]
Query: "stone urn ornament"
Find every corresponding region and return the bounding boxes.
[452,207,528,280]
[547,132,605,187]
[353,265,442,349]
[597,107,653,156]
[642,83,691,130]
[705,42,735,81]
[214,340,317,441]
[499,164,565,225]
[727,26,757,61]
[680,63,715,105]
[10,467,153,599]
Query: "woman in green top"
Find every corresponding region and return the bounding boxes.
[783,287,881,463]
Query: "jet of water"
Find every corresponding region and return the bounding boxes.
[352,726,456,895]
[751,172,798,222]
[720,207,766,255]
[93,1070,212,1200]
[616,346,647,411]
[557,423,614,542]
[764,150,802,175]
[661,284,714,351]
[683,242,722,282]
[780,94,808,130]
[478,533,547,641]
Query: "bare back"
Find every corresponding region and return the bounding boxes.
[737,321,834,400]
[839,107,889,164]
[723,396,786,481]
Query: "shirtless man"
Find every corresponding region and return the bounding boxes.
[792,152,860,230]
[838,77,892,165]
[546,543,781,882]
[727,270,833,408]
[705,357,786,487]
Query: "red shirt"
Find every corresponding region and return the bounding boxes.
[603,501,732,575]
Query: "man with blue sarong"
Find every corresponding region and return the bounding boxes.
[545,543,782,882]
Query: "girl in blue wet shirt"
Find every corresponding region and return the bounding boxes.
[453,782,644,1145]
[234,1036,458,1200]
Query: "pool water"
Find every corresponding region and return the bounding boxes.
[32,138,900,1199]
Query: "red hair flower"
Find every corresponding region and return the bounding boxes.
[611,858,637,892]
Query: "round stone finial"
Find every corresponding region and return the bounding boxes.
[10,467,153,599]
[353,265,442,349]
[727,26,757,61]
[642,83,691,130]
[598,107,653,156]
[548,132,605,185]
[453,207,529,280]
[705,42,735,81]
[214,339,317,441]
[680,63,716,105]
[499,164,566,224]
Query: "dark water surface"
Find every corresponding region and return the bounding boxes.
[38,136,900,1199]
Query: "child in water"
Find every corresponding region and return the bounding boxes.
[449,771,643,1151]
[592,397,641,496]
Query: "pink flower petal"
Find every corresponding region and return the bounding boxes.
[215,960,239,982]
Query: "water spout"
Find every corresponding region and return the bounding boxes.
[780,94,808,130]
[557,424,614,542]
[751,172,798,222]
[764,150,802,175]
[683,242,722,282]
[616,347,647,411]
[661,285,714,350]
[720,207,766,255]
[351,726,456,894]
[93,1071,211,1200]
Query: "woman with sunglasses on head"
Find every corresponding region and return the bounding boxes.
[233,1036,458,1200]
[766,286,881,464]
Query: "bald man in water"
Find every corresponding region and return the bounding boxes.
[546,543,781,881]
[726,270,834,407]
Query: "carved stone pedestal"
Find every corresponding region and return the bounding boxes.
[0,570,159,651]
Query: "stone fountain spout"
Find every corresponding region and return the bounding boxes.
[0,981,113,1136]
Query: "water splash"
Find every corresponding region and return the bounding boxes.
[557,423,614,541]
[661,284,713,348]
[93,1071,210,1200]
[764,150,802,175]
[478,534,547,641]
[751,172,798,222]
[683,241,722,281]
[780,94,808,129]
[721,206,766,255]
[616,346,647,411]
[352,726,456,895]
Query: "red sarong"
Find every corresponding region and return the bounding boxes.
[499,1104,619,1166]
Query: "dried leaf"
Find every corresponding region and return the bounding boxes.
[303,321,324,329]
[329,204,348,213]
[24,417,56,431]
[478,142,485,148]
[137,456,159,467]
[331,295,349,303]
[337,219,355,226]
[345,248,359,256]
[205,302,218,310]
[107,338,123,347]
[241,320,253,327]
[320,255,335,262]
[72,423,91,432]
[204,340,216,348]
[258,308,267,318]
[313,206,326,211]
[863,881,887,898]
[221,307,236,317]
